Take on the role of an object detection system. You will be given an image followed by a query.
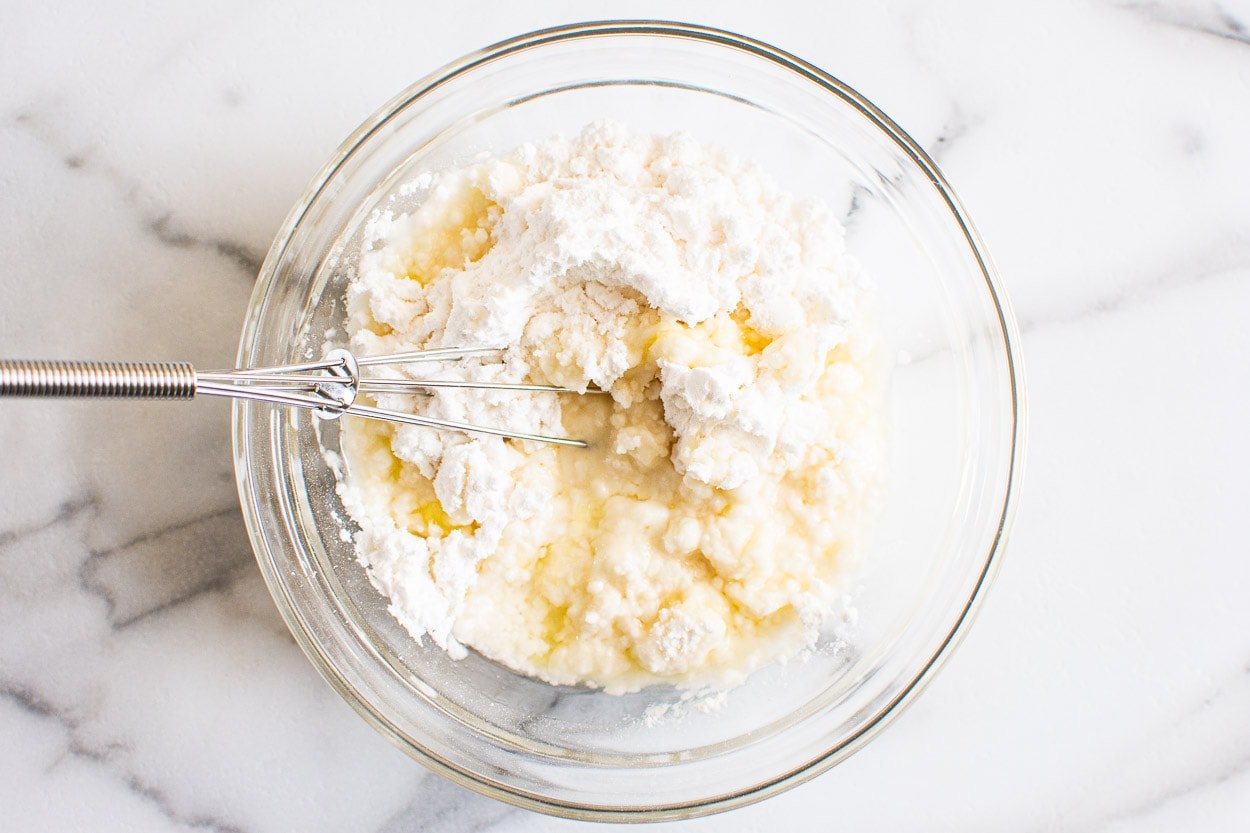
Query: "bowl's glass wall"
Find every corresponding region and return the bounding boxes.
[236,24,1020,819]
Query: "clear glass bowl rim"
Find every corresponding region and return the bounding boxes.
[233,19,1027,821]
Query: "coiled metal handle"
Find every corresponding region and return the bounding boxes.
[0,360,197,399]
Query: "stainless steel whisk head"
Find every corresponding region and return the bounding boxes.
[0,346,600,447]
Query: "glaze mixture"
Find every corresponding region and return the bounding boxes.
[339,122,881,694]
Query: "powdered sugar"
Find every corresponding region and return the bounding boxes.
[337,122,881,693]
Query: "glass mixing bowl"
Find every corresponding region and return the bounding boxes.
[233,21,1025,821]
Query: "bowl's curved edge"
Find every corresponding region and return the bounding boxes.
[231,19,1028,822]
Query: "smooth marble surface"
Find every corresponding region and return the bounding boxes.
[2,1,1249,830]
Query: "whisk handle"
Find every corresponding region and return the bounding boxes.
[0,359,197,399]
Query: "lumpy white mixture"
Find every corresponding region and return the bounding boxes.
[339,122,881,694]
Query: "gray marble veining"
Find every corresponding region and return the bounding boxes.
[2,1,1249,831]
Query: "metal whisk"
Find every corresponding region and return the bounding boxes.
[0,346,600,447]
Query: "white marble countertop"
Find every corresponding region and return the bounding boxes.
[3,1,1249,830]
